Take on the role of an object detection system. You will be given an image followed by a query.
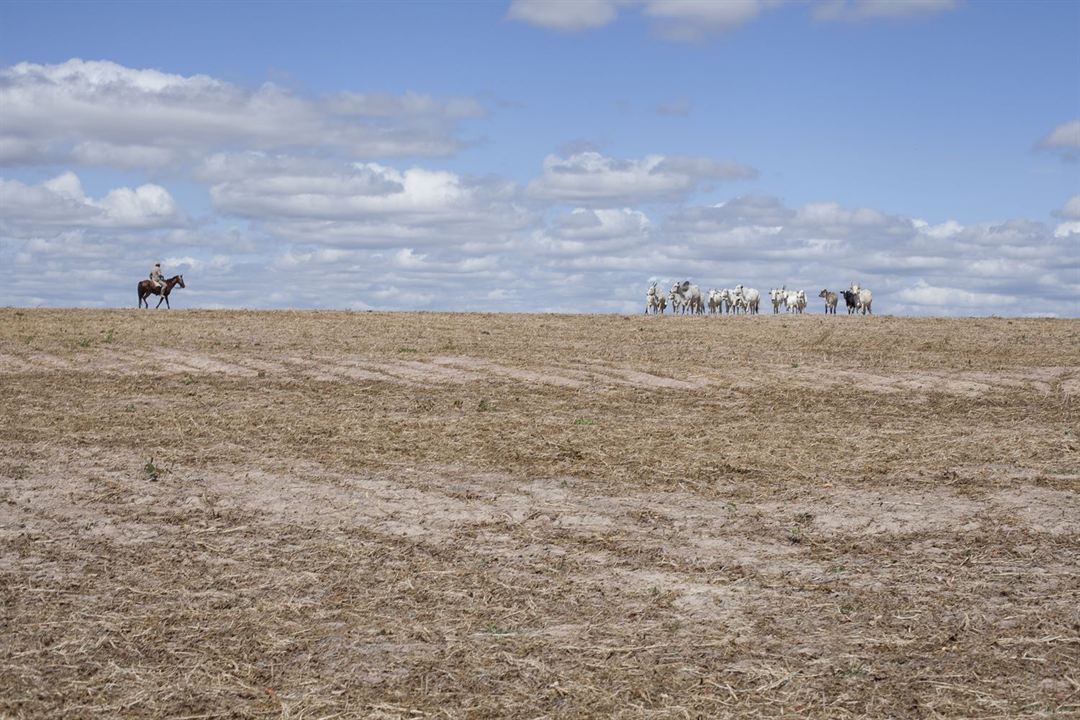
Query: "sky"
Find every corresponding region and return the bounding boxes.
[0,0,1077,315]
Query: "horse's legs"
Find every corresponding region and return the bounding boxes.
[156,294,164,308]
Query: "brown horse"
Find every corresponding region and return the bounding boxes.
[138,275,185,308]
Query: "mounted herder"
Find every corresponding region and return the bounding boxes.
[138,262,186,308]
[149,263,165,291]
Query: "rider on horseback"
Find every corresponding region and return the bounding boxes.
[149,263,165,292]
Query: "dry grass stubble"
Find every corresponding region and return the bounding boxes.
[1,309,1078,718]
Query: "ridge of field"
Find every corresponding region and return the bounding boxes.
[1,309,1078,718]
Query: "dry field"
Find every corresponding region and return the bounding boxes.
[1,308,1078,719]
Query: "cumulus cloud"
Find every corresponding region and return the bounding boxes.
[894,280,1016,309]
[200,152,531,249]
[673,195,793,228]
[506,0,619,31]
[524,207,652,256]
[526,151,756,205]
[1039,119,1080,160]
[644,0,768,40]
[1054,222,1080,238]
[792,202,893,229]
[508,0,959,39]
[163,254,234,274]
[812,0,959,22]
[0,59,486,169]
[1041,120,1080,148]
[0,172,182,229]
[1052,196,1080,238]
[1057,195,1080,220]
[325,91,486,119]
[507,0,767,36]
[912,218,963,239]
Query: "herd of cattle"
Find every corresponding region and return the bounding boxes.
[646,281,874,315]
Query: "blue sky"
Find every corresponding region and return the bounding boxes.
[1,0,1077,314]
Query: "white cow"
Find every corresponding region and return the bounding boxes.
[734,285,760,315]
[795,290,807,313]
[783,289,807,314]
[769,287,786,314]
[717,288,735,314]
[707,289,723,314]
[670,281,704,315]
[645,283,662,315]
[668,289,683,315]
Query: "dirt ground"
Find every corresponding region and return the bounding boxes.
[1,308,1077,718]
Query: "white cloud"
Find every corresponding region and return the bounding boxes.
[525,207,652,256]
[644,0,767,40]
[271,248,351,271]
[895,280,1016,309]
[526,151,756,204]
[1055,194,1080,220]
[0,59,486,169]
[507,0,767,36]
[0,136,53,165]
[813,0,959,22]
[326,91,486,119]
[200,152,531,249]
[163,255,234,273]
[71,141,179,169]
[506,0,619,32]
[673,195,793,228]
[913,218,964,238]
[556,207,651,239]
[100,185,180,225]
[508,0,959,38]
[0,171,182,228]
[792,202,894,229]
[1054,221,1080,238]
[393,248,428,269]
[1054,196,1080,235]
[203,153,501,218]
[1039,120,1080,149]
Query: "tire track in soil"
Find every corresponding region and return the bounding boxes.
[144,349,261,377]
[433,356,587,389]
[0,352,34,373]
[341,357,483,385]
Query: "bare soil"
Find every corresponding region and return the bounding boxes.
[1,309,1078,718]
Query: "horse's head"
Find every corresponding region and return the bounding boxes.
[176,275,186,288]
